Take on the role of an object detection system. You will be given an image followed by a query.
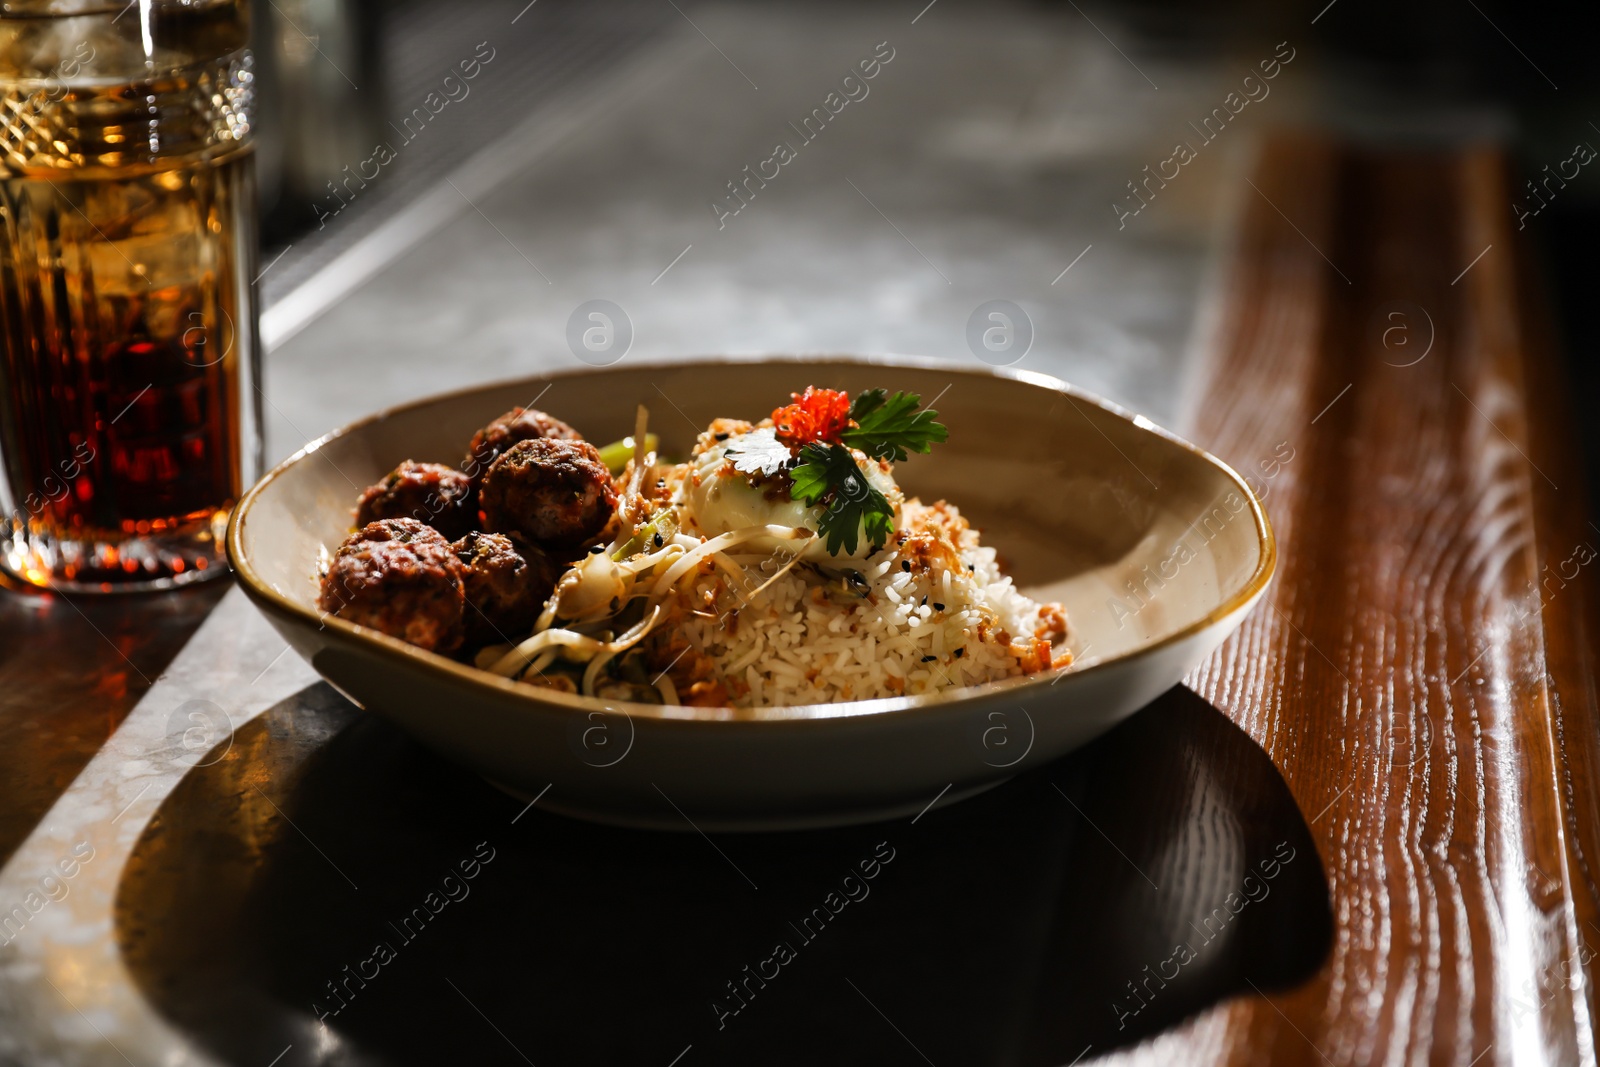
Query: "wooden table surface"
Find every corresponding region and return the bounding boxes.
[6,131,1599,1065]
[1175,134,1600,1065]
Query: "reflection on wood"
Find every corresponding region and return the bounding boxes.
[1180,135,1600,1065]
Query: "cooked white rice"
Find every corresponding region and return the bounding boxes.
[658,500,1067,707]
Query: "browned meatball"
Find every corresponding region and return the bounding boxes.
[318,519,467,653]
[355,461,475,539]
[464,407,581,486]
[479,438,618,548]
[452,532,562,644]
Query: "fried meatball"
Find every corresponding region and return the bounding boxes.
[355,461,476,539]
[452,532,562,644]
[318,518,467,653]
[479,438,618,548]
[465,407,582,486]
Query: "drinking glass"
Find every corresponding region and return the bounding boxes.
[0,0,261,591]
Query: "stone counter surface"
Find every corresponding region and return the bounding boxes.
[1,6,1237,1063]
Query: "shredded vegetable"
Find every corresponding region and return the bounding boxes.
[596,432,659,475]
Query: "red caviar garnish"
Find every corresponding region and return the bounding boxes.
[772,387,852,448]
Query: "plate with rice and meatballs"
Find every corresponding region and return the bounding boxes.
[230,357,1274,830]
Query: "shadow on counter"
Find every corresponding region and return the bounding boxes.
[115,683,1330,1066]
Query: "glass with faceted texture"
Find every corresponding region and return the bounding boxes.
[0,0,261,591]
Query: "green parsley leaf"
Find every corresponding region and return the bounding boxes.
[849,388,888,421]
[791,442,894,556]
[841,390,949,463]
[788,442,839,505]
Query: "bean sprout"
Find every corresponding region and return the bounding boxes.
[648,525,813,600]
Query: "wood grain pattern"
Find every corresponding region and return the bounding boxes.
[1157,134,1600,1065]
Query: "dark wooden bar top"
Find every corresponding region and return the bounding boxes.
[1174,134,1600,1065]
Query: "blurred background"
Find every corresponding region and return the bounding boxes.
[250,0,1599,507]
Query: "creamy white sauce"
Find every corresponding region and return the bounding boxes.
[680,431,903,563]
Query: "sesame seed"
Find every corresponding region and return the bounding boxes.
[588,545,604,554]
[933,602,945,611]
[653,532,664,548]
[954,648,965,658]
[714,432,730,441]
[901,560,911,572]
[921,655,937,662]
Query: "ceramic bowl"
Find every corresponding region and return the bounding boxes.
[228,356,1274,830]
